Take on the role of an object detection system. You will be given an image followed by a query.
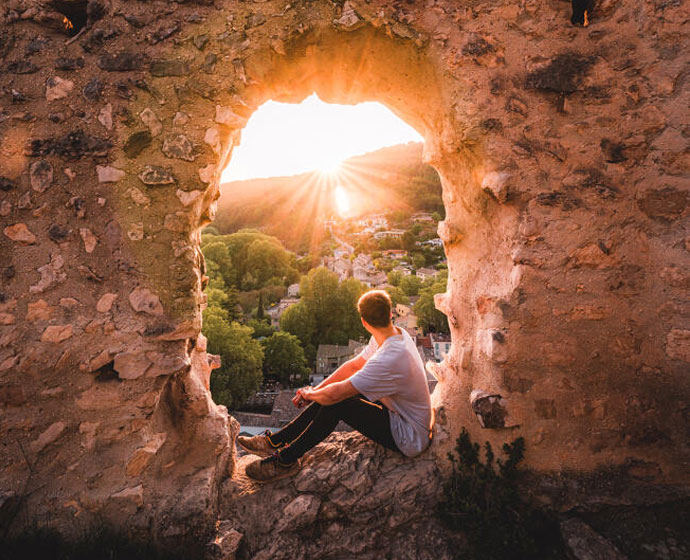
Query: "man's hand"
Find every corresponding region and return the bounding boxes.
[292,387,310,408]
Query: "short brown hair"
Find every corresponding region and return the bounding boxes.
[358,290,392,328]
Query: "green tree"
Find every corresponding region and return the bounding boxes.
[256,291,265,320]
[246,318,274,339]
[400,275,422,296]
[412,252,426,269]
[414,270,449,334]
[280,302,317,364]
[386,285,409,307]
[402,230,417,252]
[262,331,311,386]
[203,306,264,409]
[388,269,403,287]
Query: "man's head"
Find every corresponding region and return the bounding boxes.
[357,290,392,330]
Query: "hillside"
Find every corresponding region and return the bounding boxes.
[212,142,442,252]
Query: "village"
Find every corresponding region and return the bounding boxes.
[235,210,451,434]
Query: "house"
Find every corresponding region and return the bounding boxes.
[416,267,439,281]
[382,249,408,259]
[416,335,435,363]
[412,212,434,223]
[373,229,405,240]
[421,238,444,248]
[429,333,452,362]
[392,265,413,276]
[267,297,300,327]
[287,283,300,297]
[353,253,374,270]
[316,340,365,375]
[333,247,350,259]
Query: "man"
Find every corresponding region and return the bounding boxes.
[239,290,433,482]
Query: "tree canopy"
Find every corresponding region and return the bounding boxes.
[203,306,264,409]
[414,270,450,334]
[262,331,311,386]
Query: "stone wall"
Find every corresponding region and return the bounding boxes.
[0,0,688,547]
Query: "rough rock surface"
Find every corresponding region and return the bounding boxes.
[220,432,460,560]
[0,0,688,553]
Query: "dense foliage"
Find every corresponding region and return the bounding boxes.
[262,331,311,385]
[280,268,367,364]
[203,306,264,409]
[414,270,450,334]
[438,428,563,560]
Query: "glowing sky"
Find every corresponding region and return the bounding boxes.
[220,94,423,182]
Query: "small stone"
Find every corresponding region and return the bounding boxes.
[138,166,175,186]
[193,34,209,50]
[59,298,80,308]
[79,228,97,253]
[97,52,148,72]
[46,77,74,101]
[215,105,247,128]
[55,57,84,71]
[48,224,69,243]
[97,197,107,207]
[125,433,166,476]
[30,253,66,294]
[150,59,190,77]
[64,168,76,181]
[162,134,195,161]
[173,112,189,126]
[481,172,511,203]
[98,104,113,130]
[127,223,144,241]
[198,164,216,184]
[96,293,118,313]
[139,108,163,137]
[4,223,36,244]
[27,300,54,321]
[164,214,187,232]
[333,2,361,28]
[128,187,150,206]
[41,325,73,343]
[31,422,66,454]
[17,191,32,210]
[146,21,181,44]
[204,127,221,154]
[245,13,266,28]
[0,201,11,216]
[83,78,104,102]
[129,287,164,315]
[124,131,153,158]
[114,351,150,380]
[96,165,125,183]
[176,189,202,207]
[30,160,53,193]
[7,60,39,74]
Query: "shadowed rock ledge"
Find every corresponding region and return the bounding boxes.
[218,432,460,560]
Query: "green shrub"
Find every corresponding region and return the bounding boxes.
[438,428,564,559]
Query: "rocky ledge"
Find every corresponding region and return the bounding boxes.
[216,432,459,560]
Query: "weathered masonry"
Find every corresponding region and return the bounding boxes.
[0,0,688,553]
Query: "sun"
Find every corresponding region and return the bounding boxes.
[317,156,343,176]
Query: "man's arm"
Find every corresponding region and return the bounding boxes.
[301,379,359,406]
[292,355,366,408]
[314,355,366,390]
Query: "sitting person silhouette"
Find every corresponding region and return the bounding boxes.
[239,290,433,482]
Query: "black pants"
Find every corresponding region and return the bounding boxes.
[269,394,401,463]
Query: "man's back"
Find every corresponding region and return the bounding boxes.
[350,328,432,457]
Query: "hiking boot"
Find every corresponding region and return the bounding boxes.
[237,430,283,457]
[245,453,302,483]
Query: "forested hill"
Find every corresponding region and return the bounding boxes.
[212,142,442,253]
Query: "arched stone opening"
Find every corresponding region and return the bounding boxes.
[1,0,688,551]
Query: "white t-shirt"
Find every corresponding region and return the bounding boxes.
[349,328,432,457]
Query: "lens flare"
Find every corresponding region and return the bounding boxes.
[334,185,351,216]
